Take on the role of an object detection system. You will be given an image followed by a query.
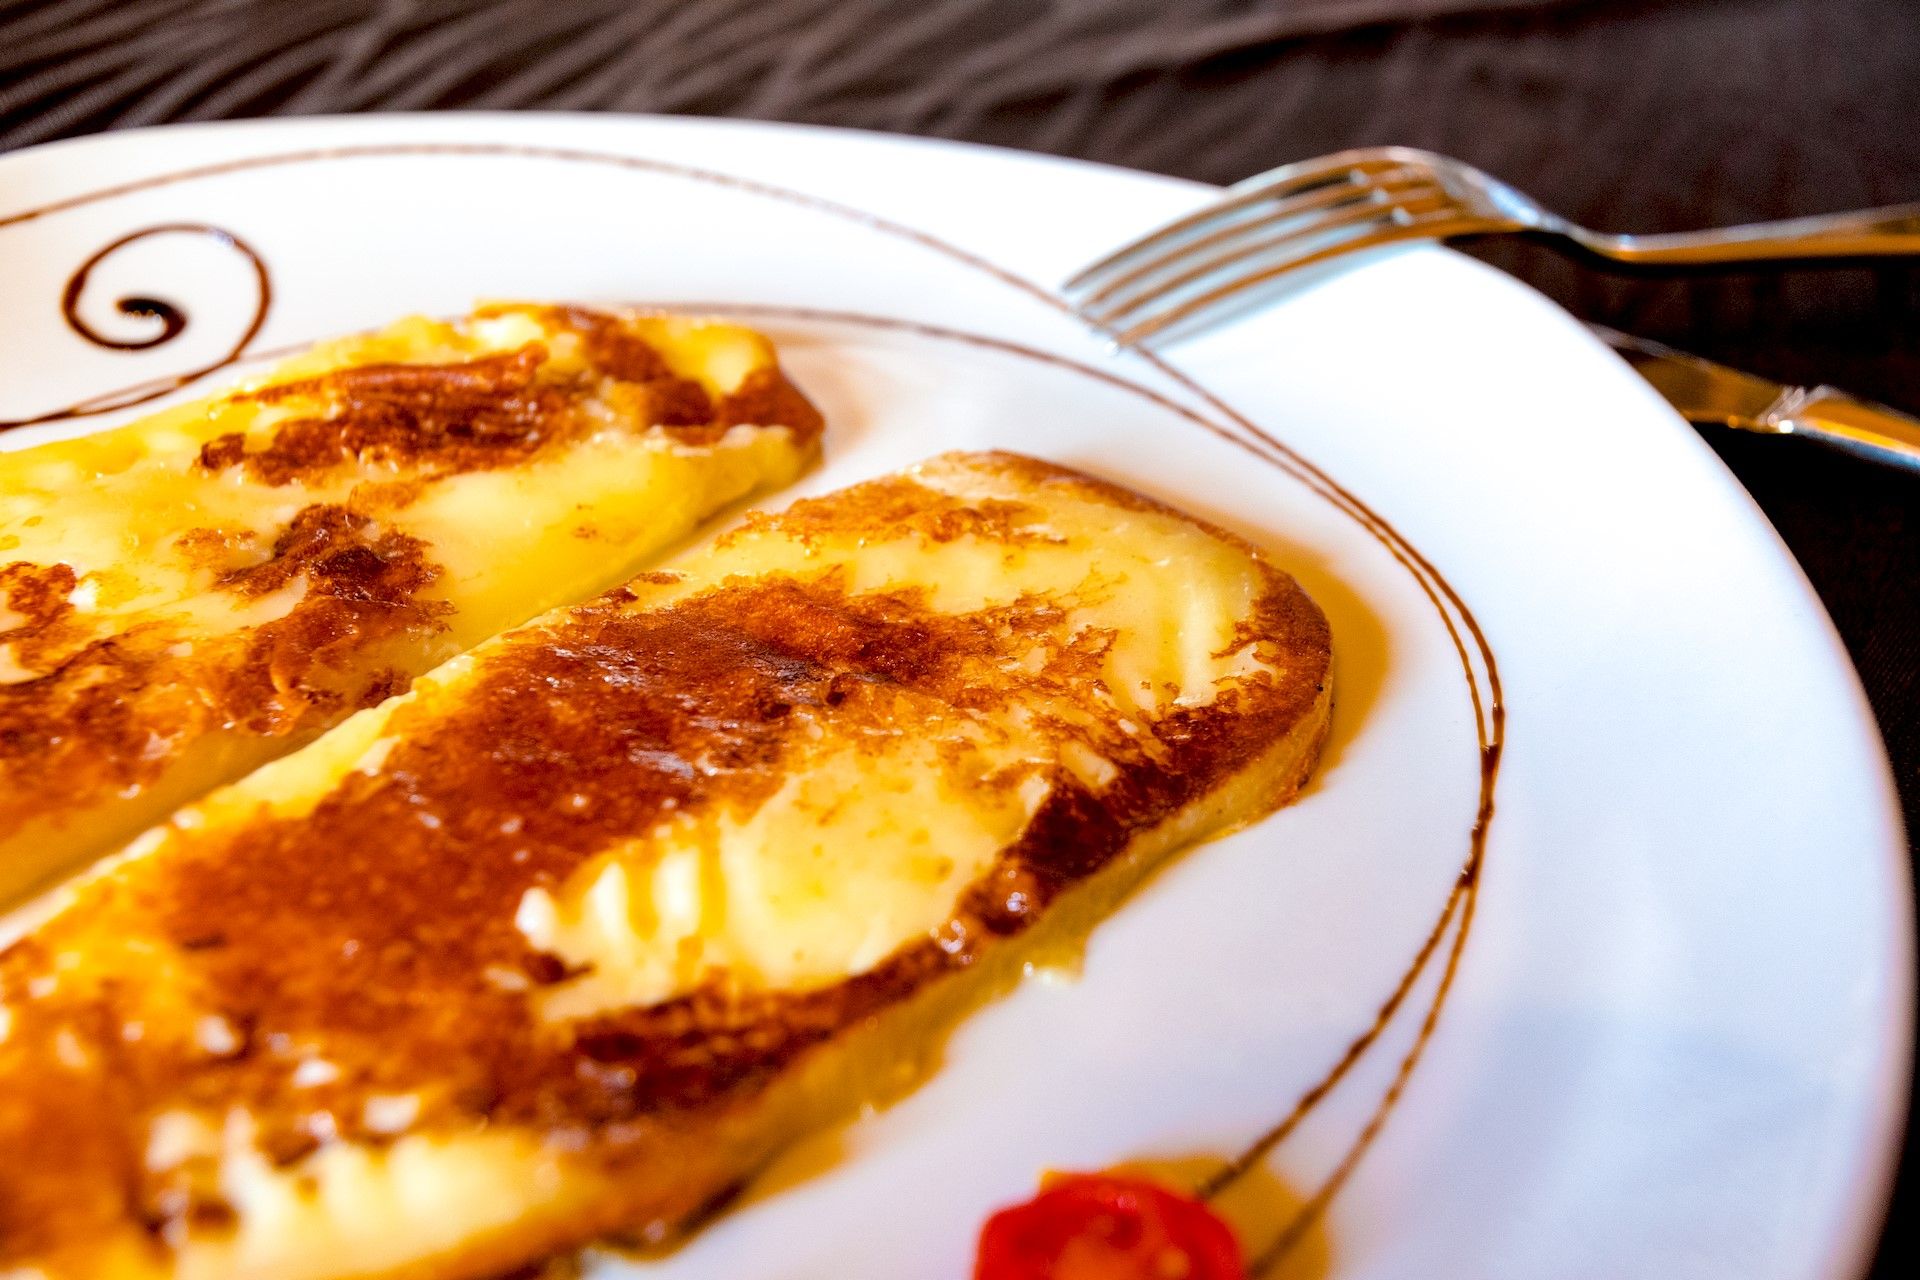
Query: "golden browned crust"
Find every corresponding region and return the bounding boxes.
[198,315,823,486]
[0,455,1331,1273]
[0,508,448,835]
[720,473,1065,551]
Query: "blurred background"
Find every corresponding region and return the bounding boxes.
[2,0,1914,1273]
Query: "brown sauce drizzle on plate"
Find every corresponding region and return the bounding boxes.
[0,223,271,432]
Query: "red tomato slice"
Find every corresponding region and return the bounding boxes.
[974,1173,1245,1280]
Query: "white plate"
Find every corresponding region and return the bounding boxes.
[0,115,1907,1280]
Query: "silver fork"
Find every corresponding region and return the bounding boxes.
[1064,145,1920,346]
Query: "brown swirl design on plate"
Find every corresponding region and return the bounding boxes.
[0,222,270,432]
[0,142,1504,1275]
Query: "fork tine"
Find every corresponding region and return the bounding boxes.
[1075,168,1439,311]
[1062,152,1414,293]
[1080,184,1454,329]
[1107,211,1494,347]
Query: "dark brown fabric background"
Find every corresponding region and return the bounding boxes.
[1,0,1915,1273]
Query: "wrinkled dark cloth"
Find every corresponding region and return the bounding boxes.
[0,0,1915,1273]
[0,1,1579,148]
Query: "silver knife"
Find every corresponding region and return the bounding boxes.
[1592,325,1920,471]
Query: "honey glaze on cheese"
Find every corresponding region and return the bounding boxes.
[0,304,821,845]
[0,454,1330,1272]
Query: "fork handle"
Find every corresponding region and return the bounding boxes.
[1575,202,1920,265]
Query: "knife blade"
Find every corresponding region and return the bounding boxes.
[1589,326,1920,475]
[1592,325,1920,472]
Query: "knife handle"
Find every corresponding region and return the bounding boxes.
[1774,386,1920,472]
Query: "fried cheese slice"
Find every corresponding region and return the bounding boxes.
[0,452,1330,1280]
[0,304,822,901]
